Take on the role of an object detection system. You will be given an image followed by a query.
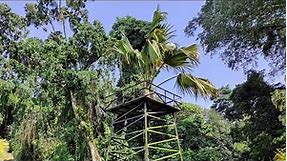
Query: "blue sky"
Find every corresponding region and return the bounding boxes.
[5,1,282,107]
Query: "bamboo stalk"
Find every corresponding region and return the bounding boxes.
[127,132,144,141]
[148,146,178,152]
[144,102,149,161]
[148,123,175,130]
[147,114,168,122]
[148,138,177,146]
[115,116,143,134]
[173,113,183,161]
[152,152,180,161]
[148,111,169,115]
[115,102,143,122]
[147,129,176,138]
[114,114,143,124]
[125,129,143,136]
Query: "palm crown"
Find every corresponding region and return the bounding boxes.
[114,7,218,99]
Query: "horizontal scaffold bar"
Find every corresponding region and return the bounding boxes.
[115,102,143,122]
[114,114,143,124]
[148,123,175,130]
[127,132,143,141]
[147,114,168,122]
[148,146,179,152]
[115,116,143,134]
[131,146,144,150]
[147,111,169,115]
[110,151,131,154]
[125,129,143,136]
[148,138,177,146]
[151,152,180,161]
[147,129,176,138]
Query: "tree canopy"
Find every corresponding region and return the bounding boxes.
[185,0,286,75]
[0,2,218,160]
[211,71,285,160]
[109,16,151,86]
[1,1,115,160]
[0,1,285,161]
[114,7,218,98]
[177,103,233,161]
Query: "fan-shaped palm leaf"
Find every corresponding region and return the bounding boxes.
[163,44,199,73]
[180,44,199,65]
[175,73,218,98]
[150,6,167,33]
[114,7,218,99]
[114,33,143,67]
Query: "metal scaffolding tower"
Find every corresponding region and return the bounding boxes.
[104,81,183,161]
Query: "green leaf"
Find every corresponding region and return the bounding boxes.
[175,73,218,98]
[0,139,13,160]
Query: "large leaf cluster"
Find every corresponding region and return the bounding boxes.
[211,71,285,160]
[114,7,218,98]
[0,1,115,160]
[186,0,286,75]
[177,103,233,161]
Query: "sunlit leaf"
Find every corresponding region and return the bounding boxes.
[175,73,218,99]
[0,139,13,161]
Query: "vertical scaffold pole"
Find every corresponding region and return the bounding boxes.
[144,102,149,161]
[104,116,114,161]
[173,113,183,161]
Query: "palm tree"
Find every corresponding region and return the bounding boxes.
[114,7,217,98]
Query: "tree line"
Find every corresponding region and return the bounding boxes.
[0,0,285,161]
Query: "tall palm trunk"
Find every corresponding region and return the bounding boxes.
[69,89,101,161]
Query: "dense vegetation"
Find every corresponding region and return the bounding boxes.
[185,0,286,75]
[211,71,285,160]
[0,0,285,161]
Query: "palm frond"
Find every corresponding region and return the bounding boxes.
[150,23,174,43]
[180,44,199,65]
[142,40,162,65]
[163,44,198,73]
[150,28,165,43]
[163,51,191,72]
[114,33,142,66]
[150,6,167,33]
[159,23,175,40]
[175,73,218,99]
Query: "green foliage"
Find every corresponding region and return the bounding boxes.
[177,103,233,161]
[110,16,151,51]
[109,16,151,86]
[272,89,286,126]
[274,149,286,161]
[185,0,286,75]
[211,71,285,160]
[210,85,233,117]
[0,139,13,161]
[0,1,115,161]
[3,1,283,161]
[271,89,286,161]
[113,7,218,98]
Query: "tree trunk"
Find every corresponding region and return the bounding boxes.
[69,90,101,161]
[0,105,13,139]
[87,137,101,161]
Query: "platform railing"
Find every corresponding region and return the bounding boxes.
[103,81,182,110]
